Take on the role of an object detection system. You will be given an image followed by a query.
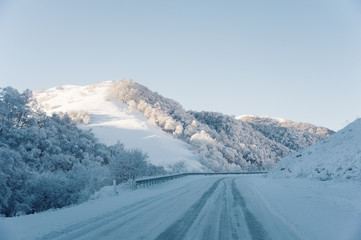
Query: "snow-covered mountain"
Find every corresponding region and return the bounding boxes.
[34,80,333,172]
[33,81,205,172]
[269,118,361,181]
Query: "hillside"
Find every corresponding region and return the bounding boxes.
[33,82,204,172]
[105,79,332,171]
[35,80,333,172]
[269,118,361,181]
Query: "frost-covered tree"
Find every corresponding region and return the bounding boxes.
[109,147,152,182]
[67,110,91,124]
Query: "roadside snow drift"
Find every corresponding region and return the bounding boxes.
[33,82,204,172]
[269,118,361,181]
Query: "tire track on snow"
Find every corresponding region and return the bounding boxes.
[231,178,271,240]
[155,178,225,240]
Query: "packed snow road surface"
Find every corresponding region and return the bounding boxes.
[155,178,269,240]
[40,177,281,240]
[2,175,360,240]
[7,176,297,240]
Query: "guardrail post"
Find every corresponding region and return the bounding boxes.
[131,179,136,190]
[113,180,118,195]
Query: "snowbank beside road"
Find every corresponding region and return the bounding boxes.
[239,176,361,240]
[269,118,361,181]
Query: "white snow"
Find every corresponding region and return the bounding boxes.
[190,130,214,143]
[33,81,204,171]
[1,175,360,240]
[236,115,286,123]
[269,118,361,181]
[238,176,361,240]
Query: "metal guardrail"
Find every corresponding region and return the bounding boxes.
[134,172,267,189]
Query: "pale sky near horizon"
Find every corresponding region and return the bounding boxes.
[1,0,360,131]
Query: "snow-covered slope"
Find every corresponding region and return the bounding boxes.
[105,80,333,171]
[34,80,333,172]
[33,81,205,172]
[269,118,361,181]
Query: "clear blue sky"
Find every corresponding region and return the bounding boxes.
[1,0,360,131]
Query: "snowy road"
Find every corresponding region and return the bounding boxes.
[155,178,269,240]
[31,176,294,240]
[3,175,360,240]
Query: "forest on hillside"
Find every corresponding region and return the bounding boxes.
[107,79,333,172]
